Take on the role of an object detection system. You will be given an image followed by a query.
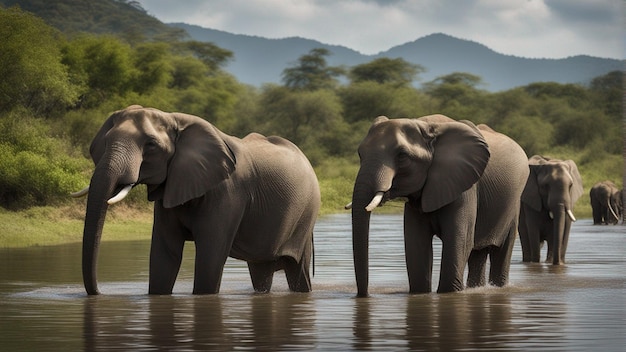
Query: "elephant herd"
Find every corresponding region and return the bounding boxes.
[72,106,623,296]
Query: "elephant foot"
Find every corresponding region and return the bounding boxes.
[248,261,275,293]
[284,258,312,293]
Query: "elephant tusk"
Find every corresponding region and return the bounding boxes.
[607,199,619,222]
[365,192,385,212]
[549,211,554,219]
[567,209,576,222]
[344,202,353,210]
[107,184,134,205]
[70,186,90,198]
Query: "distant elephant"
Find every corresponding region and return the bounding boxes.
[72,105,320,295]
[590,180,622,225]
[347,115,529,296]
[519,155,583,265]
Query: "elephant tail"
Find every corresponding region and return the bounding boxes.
[311,231,315,277]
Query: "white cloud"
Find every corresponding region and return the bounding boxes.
[136,0,624,59]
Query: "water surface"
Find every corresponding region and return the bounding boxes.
[1,214,624,351]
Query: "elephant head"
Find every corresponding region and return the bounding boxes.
[72,105,235,294]
[590,180,623,225]
[521,155,583,264]
[349,115,489,297]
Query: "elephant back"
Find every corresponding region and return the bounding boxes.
[474,126,530,248]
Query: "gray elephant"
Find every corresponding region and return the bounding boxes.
[347,115,529,296]
[590,180,622,225]
[519,155,583,264]
[72,106,320,295]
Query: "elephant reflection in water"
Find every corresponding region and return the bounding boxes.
[404,294,515,350]
[590,180,623,225]
[83,295,316,350]
[351,294,517,350]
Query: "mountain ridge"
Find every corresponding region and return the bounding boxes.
[172,23,623,91]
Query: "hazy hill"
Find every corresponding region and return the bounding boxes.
[0,0,186,41]
[3,0,621,91]
[173,23,623,91]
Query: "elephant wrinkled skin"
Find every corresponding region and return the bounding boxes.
[74,106,320,295]
[519,155,583,265]
[590,180,623,225]
[349,115,529,296]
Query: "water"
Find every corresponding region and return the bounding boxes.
[0,214,624,351]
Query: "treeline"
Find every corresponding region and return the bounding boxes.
[0,6,622,211]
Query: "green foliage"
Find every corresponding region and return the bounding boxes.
[423,72,488,121]
[0,7,79,116]
[0,6,621,220]
[62,34,137,107]
[0,0,187,43]
[0,110,90,209]
[281,48,345,90]
[349,57,424,87]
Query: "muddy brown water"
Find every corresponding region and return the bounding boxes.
[1,214,624,351]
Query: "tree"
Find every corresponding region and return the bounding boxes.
[423,72,487,121]
[281,48,344,90]
[0,7,79,116]
[62,34,137,107]
[174,40,233,72]
[255,85,344,162]
[349,57,424,87]
[589,70,623,118]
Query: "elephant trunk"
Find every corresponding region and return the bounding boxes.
[82,170,115,295]
[352,186,372,298]
[552,203,566,265]
[82,150,138,295]
[351,164,394,297]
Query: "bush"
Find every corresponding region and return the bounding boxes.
[0,111,91,209]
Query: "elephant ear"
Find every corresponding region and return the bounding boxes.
[421,120,490,213]
[162,114,236,208]
[521,165,543,211]
[565,160,584,203]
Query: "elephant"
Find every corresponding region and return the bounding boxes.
[519,155,583,264]
[72,105,320,295]
[347,114,529,296]
[590,180,623,225]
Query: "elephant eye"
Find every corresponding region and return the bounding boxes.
[145,139,159,152]
[396,150,411,165]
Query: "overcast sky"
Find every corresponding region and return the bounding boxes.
[135,0,624,59]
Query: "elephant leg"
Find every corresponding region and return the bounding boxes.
[592,204,602,224]
[519,207,531,262]
[284,240,312,292]
[524,208,543,263]
[467,248,488,288]
[149,206,186,294]
[560,219,572,264]
[436,192,476,293]
[488,227,516,287]
[248,261,276,293]
[403,203,433,293]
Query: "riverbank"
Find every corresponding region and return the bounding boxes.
[0,195,592,248]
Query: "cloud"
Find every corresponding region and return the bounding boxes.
[136,0,624,59]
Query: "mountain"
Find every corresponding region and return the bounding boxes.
[0,0,186,41]
[4,0,621,92]
[172,23,623,91]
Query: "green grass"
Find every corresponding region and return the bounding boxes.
[1,155,617,249]
[0,204,152,248]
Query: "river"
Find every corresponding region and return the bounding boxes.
[0,214,624,351]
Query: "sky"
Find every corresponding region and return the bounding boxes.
[135,0,624,59]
